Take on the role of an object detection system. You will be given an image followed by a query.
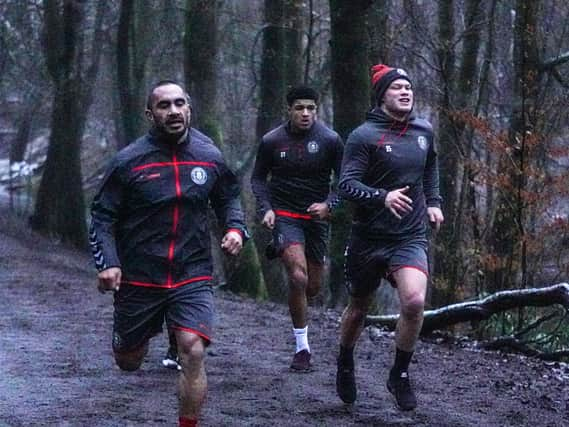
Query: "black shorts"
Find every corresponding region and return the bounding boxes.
[344,234,429,298]
[272,213,330,264]
[112,280,214,353]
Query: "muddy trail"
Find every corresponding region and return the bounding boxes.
[0,209,568,426]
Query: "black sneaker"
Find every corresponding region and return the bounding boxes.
[336,357,357,404]
[290,349,312,372]
[387,371,417,411]
[162,346,181,371]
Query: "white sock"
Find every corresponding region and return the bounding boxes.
[293,326,310,353]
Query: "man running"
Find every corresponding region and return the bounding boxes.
[251,86,343,371]
[90,80,248,427]
[336,64,444,410]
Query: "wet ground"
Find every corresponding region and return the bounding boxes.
[1,209,568,426]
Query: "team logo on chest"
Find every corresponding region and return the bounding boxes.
[191,167,208,185]
[307,141,319,153]
[417,136,428,151]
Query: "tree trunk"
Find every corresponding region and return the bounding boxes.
[367,0,390,64]
[432,0,487,306]
[431,0,459,305]
[32,0,105,247]
[488,0,541,292]
[185,0,265,299]
[32,83,87,247]
[328,0,372,307]
[185,0,219,140]
[116,0,154,147]
[283,0,304,89]
[256,0,287,138]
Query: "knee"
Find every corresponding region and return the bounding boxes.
[345,303,368,325]
[289,267,308,289]
[400,292,425,319]
[114,352,143,372]
[177,335,206,366]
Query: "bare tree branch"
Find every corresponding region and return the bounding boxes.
[366,283,569,333]
[540,50,569,70]
[514,310,561,338]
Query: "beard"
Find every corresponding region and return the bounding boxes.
[153,118,189,143]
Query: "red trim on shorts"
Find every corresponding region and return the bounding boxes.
[132,161,215,172]
[123,275,213,288]
[171,325,211,343]
[387,265,429,285]
[274,209,312,220]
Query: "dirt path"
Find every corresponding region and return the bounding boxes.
[0,212,568,426]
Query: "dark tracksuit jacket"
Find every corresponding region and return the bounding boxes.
[251,121,344,219]
[339,108,442,241]
[89,128,248,288]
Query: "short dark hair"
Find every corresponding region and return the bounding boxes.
[286,86,319,106]
[146,80,191,110]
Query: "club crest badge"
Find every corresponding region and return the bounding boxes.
[191,167,208,185]
[417,136,428,151]
[307,141,319,153]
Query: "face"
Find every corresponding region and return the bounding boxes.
[145,84,191,139]
[288,99,317,132]
[381,78,414,120]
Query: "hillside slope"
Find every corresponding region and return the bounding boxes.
[0,209,567,426]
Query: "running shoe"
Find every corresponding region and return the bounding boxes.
[336,357,357,403]
[387,371,417,410]
[290,349,312,372]
[162,346,182,371]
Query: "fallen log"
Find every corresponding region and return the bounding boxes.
[366,283,569,334]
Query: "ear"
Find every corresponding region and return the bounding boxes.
[145,109,154,123]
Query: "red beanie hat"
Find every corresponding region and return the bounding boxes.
[371,64,411,105]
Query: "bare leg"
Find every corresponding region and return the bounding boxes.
[336,294,374,404]
[114,340,149,371]
[306,259,324,303]
[339,294,374,348]
[281,245,309,328]
[392,268,427,352]
[175,330,207,421]
[386,267,427,411]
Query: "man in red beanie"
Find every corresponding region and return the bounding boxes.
[251,86,343,372]
[335,65,444,410]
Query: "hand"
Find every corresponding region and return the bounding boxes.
[221,231,243,256]
[385,186,413,219]
[307,202,330,220]
[427,207,444,232]
[262,210,275,230]
[97,267,122,294]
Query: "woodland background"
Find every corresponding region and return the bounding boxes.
[0,0,568,358]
